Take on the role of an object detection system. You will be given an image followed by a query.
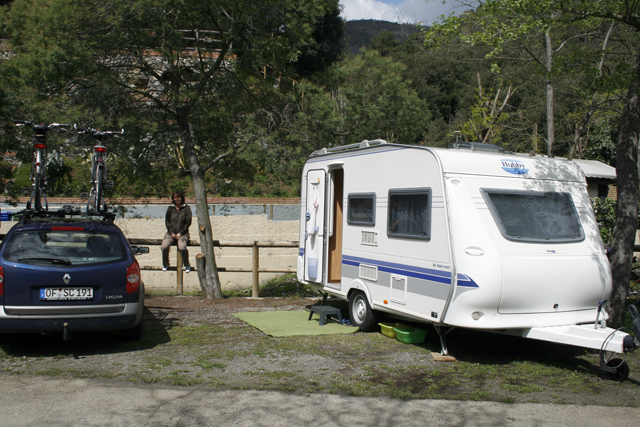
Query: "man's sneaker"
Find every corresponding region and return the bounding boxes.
[162,265,168,272]
[185,265,191,273]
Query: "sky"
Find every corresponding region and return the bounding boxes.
[340,0,464,24]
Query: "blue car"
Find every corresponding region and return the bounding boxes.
[0,212,147,340]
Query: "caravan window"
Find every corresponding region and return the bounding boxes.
[387,189,431,240]
[482,190,584,243]
[347,193,376,226]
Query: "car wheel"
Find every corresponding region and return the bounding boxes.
[348,291,378,332]
[121,318,143,341]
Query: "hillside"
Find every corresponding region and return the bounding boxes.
[344,19,422,53]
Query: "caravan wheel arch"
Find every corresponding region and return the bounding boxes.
[346,279,373,305]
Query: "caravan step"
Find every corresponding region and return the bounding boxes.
[308,305,342,326]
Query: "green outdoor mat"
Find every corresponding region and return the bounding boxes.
[233,310,359,337]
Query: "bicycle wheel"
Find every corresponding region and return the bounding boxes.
[33,172,42,211]
[95,166,104,212]
[86,188,96,213]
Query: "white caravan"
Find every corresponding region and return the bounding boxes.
[297,140,639,380]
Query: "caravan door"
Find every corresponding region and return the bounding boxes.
[304,169,326,283]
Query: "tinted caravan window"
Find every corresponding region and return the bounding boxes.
[482,190,584,243]
[387,189,431,240]
[348,193,376,226]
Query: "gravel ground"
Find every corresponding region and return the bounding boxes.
[0,294,639,407]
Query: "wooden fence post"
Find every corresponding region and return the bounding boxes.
[252,241,259,298]
[176,248,183,296]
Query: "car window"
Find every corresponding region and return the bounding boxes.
[3,229,127,266]
[482,190,584,243]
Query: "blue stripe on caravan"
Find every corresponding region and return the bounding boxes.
[456,273,479,288]
[342,255,452,285]
[341,255,480,288]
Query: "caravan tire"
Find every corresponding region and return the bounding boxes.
[349,291,378,332]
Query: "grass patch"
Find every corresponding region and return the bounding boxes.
[36,368,63,376]
[222,274,316,298]
[166,371,203,386]
[193,358,226,370]
[146,357,173,370]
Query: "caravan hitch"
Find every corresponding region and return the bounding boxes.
[598,303,640,382]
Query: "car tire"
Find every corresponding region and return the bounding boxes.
[348,290,378,332]
[121,318,143,341]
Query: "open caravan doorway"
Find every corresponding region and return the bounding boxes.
[327,168,343,286]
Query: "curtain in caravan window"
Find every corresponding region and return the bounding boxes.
[348,193,376,225]
[483,190,584,242]
[388,190,431,239]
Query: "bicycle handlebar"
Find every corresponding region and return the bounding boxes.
[74,125,124,139]
[14,120,70,131]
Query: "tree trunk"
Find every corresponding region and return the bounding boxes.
[545,30,555,158]
[608,53,640,327]
[176,108,223,299]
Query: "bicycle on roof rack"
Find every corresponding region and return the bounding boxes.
[14,120,70,212]
[75,126,123,216]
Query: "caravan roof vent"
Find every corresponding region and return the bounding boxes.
[449,141,506,153]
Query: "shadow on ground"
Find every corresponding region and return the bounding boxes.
[0,307,171,358]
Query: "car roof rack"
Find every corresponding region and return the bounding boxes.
[16,205,116,225]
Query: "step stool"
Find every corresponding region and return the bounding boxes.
[308,305,342,326]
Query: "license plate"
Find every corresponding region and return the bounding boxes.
[40,287,94,301]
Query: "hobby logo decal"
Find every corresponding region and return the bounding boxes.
[500,159,529,175]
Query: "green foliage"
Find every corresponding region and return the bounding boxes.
[591,197,617,246]
[422,0,633,156]
[591,197,640,247]
[294,50,431,147]
[582,121,618,166]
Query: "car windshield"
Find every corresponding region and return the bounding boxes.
[3,229,127,266]
[482,190,584,243]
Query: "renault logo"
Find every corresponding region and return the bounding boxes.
[63,274,71,284]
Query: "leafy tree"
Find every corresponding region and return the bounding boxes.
[424,1,613,157]
[291,50,431,147]
[4,0,341,299]
[459,73,515,144]
[559,0,640,327]
[582,120,618,166]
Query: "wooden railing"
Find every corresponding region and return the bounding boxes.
[128,238,299,297]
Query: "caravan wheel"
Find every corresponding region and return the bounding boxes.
[349,291,378,332]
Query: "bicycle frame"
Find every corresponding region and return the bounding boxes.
[89,144,107,213]
[15,121,69,212]
[76,126,123,214]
